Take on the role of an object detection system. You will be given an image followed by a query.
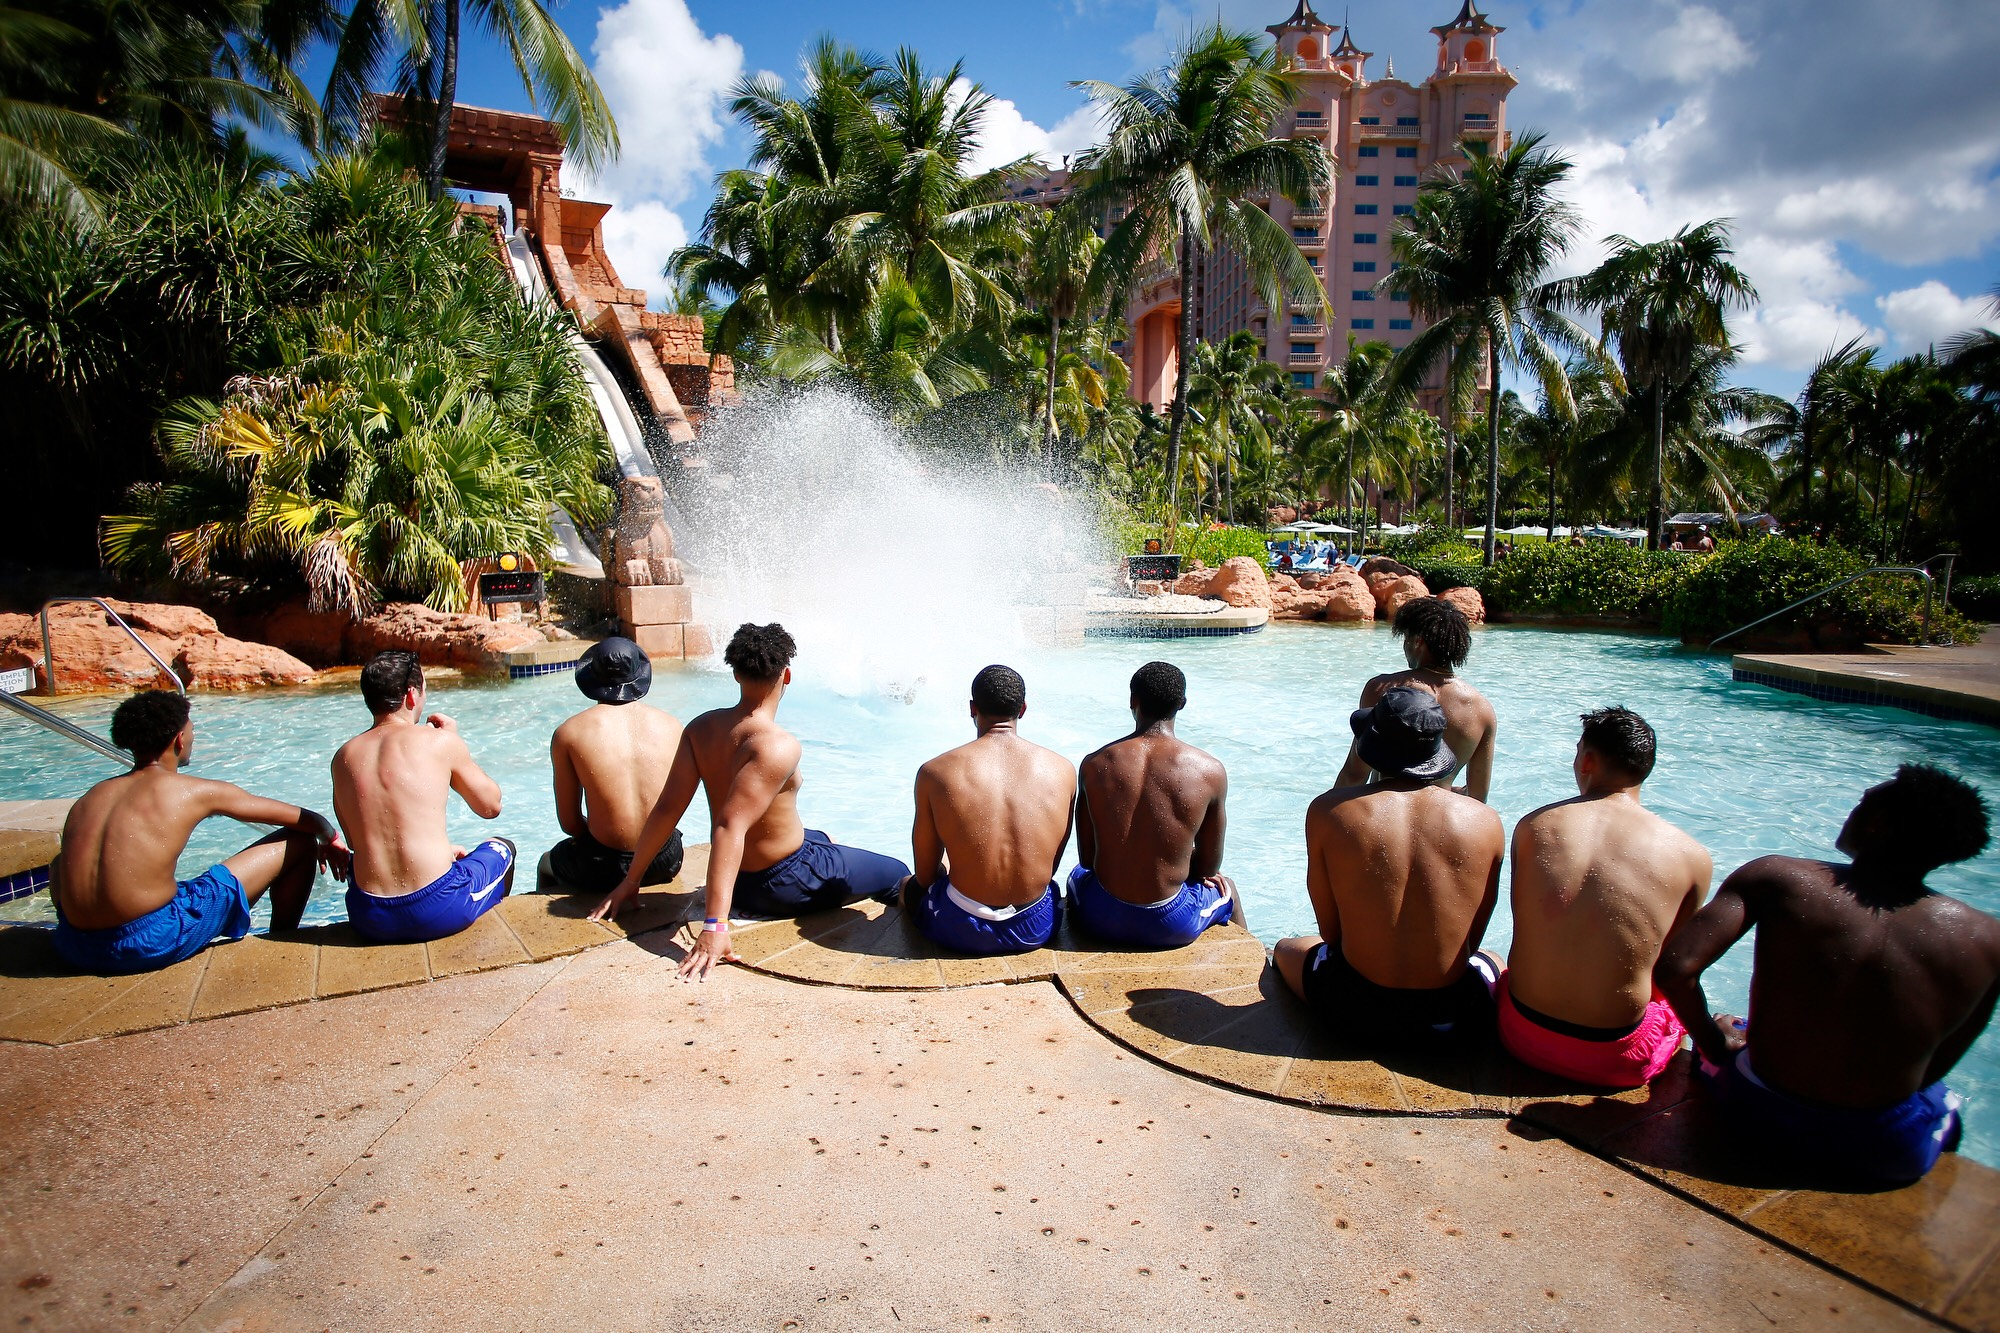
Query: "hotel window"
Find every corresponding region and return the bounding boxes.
[1465,112,1490,121]
[1397,116,1420,126]
[1111,206,1125,219]
[1358,116,1380,125]
[1390,289,1409,301]
[1290,342,1317,355]
[1352,290,1376,301]
[1390,318,1413,330]
[1396,147,1417,158]
[1353,232,1377,244]
[1353,261,1377,272]
[1357,146,1379,158]
[1291,371,1316,388]
[1354,174,1379,186]
[1291,226,1320,239]
[1354,203,1378,215]
[1394,175,1418,187]
[1290,314,1314,326]
[1393,204,1414,216]
[1352,318,1375,329]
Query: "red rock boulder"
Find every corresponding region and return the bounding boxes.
[1359,556,1420,581]
[1440,585,1487,625]
[176,636,316,689]
[1374,575,1431,621]
[1270,573,1300,593]
[1321,567,1377,622]
[1203,557,1274,610]
[348,603,546,670]
[261,603,352,666]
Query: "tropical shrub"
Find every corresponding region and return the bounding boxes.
[1477,543,1694,619]
[1952,574,2000,621]
[1182,526,1273,568]
[1662,538,1977,646]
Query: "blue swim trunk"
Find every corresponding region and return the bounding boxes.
[732,829,910,919]
[910,879,1059,955]
[1067,866,1233,948]
[347,840,515,944]
[53,865,252,975]
[1701,1049,1963,1186]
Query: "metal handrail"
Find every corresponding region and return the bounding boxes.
[0,687,128,765]
[1918,552,1958,610]
[39,598,184,698]
[1710,567,1933,651]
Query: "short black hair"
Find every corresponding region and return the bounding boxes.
[360,650,424,715]
[724,623,796,682]
[1393,597,1471,668]
[970,665,1026,719]
[1853,764,1990,869]
[1130,661,1186,720]
[1579,706,1656,781]
[110,691,190,763]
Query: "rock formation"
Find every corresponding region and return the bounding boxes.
[1440,585,1487,624]
[1271,566,1374,622]
[260,601,547,671]
[1372,574,1432,621]
[1202,558,1274,610]
[0,601,316,693]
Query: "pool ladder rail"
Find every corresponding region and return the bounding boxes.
[1709,556,1956,651]
[0,598,184,765]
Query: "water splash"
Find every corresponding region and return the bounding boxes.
[670,389,1110,699]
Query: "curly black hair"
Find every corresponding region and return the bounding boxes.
[1130,660,1187,720]
[1854,764,1991,869]
[1392,597,1471,669]
[109,691,191,763]
[971,665,1026,719]
[724,623,797,683]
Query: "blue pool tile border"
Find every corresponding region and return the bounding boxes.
[508,659,576,680]
[1085,621,1266,640]
[1733,668,1999,728]
[0,865,50,904]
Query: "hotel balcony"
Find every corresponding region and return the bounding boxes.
[1288,349,1323,366]
[1360,122,1421,139]
[1287,320,1325,336]
[1460,119,1499,138]
[1290,230,1326,253]
[1288,113,1330,138]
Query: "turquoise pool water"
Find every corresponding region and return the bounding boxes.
[5,622,1997,1165]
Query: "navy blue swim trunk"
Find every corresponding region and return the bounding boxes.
[53,864,252,975]
[1067,866,1232,948]
[910,879,1059,955]
[731,829,910,918]
[347,839,515,944]
[1700,1049,1963,1186]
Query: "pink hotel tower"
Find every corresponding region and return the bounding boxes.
[1017,0,1513,415]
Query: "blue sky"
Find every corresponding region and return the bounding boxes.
[408,0,2000,400]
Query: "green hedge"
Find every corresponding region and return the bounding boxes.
[1480,544,1695,620]
[1662,540,1979,645]
[1954,574,2000,621]
[1179,526,1273,567]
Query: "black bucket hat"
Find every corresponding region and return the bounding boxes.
[1350,686,1457,782]
[575,636,652,704]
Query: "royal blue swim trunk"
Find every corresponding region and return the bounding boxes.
[53,864,252,975]
[347,839,515,944]
[1067,866,1233,948]
[1701,1049,1963,1186]
[910,879,1059,955]
[732,829,910,918]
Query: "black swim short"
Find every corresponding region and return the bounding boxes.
[546,828,684,894]
[1300,942,1497,1049]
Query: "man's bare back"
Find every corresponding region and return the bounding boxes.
[915,728,1074,907]
[1304,782,1505,987]
[1509,792,1710,1029]
[333,712,503,896]
[1337,669,1497,800]
[552,703,684,849]
[679,705,806,873]
[1076,728,1226,904]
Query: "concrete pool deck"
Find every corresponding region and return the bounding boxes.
[1733,630,2000,727]
[2,847,1998,1329]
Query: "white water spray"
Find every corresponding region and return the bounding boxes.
[673,390,1110,699]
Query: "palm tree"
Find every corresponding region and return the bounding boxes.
[1074,23,1330,545]
[1564,219,1757,549]
[1390,130,1596,566]
[1741,337,1868,533]
[1317,337,1393,538]
[1508,360,1618,540]
[1188,331,1284,523]
[1016,200,1104,456]
[320,0,616,199]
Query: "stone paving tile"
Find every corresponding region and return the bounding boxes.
[1747,1155,2000,1317]
[424,907,532,977]
[1593,1097,1789,1217]
[1946,1250,2000,1332]
[1280,1031,1410,1111]
[935,953,1018,987]
[494,893,617,961]
[190,932,320,1020]
[0,798,74,831]
[3,971,148,1044]
[594,890,700,940]
[1057,966,1258,1019]
[312,924,430,999]
[0,829,59,879]
[56,951,210,1042]
[1514,1054,1699,1143]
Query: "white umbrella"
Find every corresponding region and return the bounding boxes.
[1307,522,1355,534]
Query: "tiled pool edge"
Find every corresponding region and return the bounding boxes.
[1734,666,2000,727]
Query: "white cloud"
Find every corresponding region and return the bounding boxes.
[1644,6,1751,85]
[574,0,743,300]
[1876,281,2000,353]
[950,78,1105,174]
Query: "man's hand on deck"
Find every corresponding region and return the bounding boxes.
[677,926,738,981]
[589,879,641,922]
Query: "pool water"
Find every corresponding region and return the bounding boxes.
[5,622,1998,1165]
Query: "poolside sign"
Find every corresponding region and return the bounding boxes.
[478,555,544,614]
[0,667,31,695]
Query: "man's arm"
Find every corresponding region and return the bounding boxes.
[1190,766,1228,882]
[429,715,502,819]
[675,733,799,980]
[550,731,586,838]
[199,782,349,877]
[1073,763,1097,872]
[1049,761,1076,873]
[1334,677,1389,788]
[1655,863,1765,1066]
[589,731,701,921]
[1464,812,1505,952]
[1926,970,2000,1088]
[911,766,946,887]
[1458,710,1497,803]
[1303,801,1341,952]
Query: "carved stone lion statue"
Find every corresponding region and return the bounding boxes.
[603,475,684,587]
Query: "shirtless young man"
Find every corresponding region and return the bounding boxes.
[1658,765,2000,1185]
[1276,688,1506,1048]
[51,692,347,974]
[1335,597,1497,802]
[1501,707,1712,1088]
[546,637,685,893]
[591,623,910,980]
[1071,660,1242,948]
[898,666,1075,955]
[331,651,514,944]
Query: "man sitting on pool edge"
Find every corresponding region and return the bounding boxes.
[1275,688,1505,1048]
[332,651,516,944]
[545,637,685,894]
[1336,597,1497,802]
[590,623,910,980]
[1071,660,1242,948]
[52,691,348,974]
[1657,765,2000,1185]
[898,665,1075,955]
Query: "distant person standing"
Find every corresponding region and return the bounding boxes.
[899,666,1075,955]
[332,652,515,944]
[592,623,910,980]
[1657,766,2000,1185]
[1501,708,1712,1088]
[1071,661,1242,947]
[1336,597,1498,802]
[52,692,347,974]
[546,637,685,893]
